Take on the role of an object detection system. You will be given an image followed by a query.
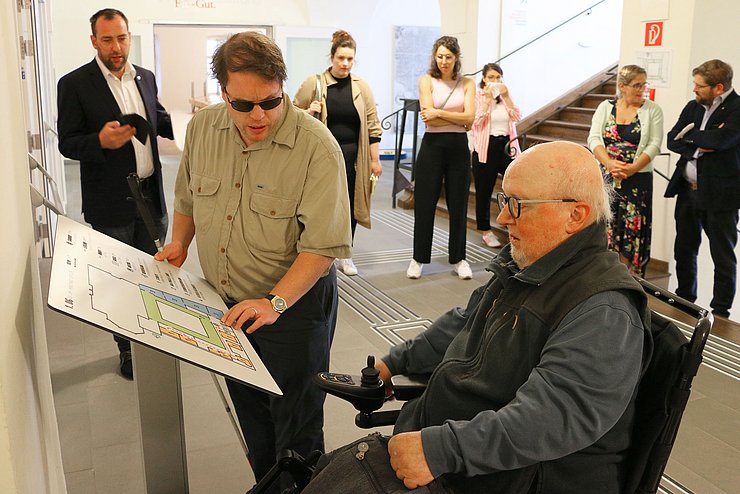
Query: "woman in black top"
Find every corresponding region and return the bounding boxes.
[294,31,382,276]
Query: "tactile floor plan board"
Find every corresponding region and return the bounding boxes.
[48,215,280,395]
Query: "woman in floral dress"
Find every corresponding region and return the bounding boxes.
[588,65,664,276]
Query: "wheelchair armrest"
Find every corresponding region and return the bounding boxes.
[391,374,429,401]
[313,357,430,430]
[353,375,428,429]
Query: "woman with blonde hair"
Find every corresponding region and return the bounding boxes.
[588,64,664,276]
[294,30,382,276]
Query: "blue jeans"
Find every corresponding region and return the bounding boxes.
[92,210,168,353]
[226,267,338,494]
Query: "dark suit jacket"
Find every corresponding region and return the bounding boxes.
[57,59,174,227]
[665,89,740,211]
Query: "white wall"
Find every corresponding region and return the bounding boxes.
[439,0,622,118]
[497,0,622,117]
[0,2,66,493]
[154,24,269,114]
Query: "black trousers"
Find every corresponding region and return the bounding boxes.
[472,135,511,231]
[674,180,738,315]
[339,142,359,240]
[413,132,470,264]
[225,267,338,493]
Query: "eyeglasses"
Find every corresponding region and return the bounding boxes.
[628,82,649,90]
[224,89,282,113]
[496,192,577,219]
[693,82,713,89]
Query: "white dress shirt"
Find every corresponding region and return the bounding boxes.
[685,87,732,183]
[95,55,155,179]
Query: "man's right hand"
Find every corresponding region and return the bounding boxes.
[154,241,188,267]
[99,120,136,149]
[376,359,394,398]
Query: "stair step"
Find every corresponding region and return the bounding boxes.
[580,93,613,108]
[601,81,617,94]
[558,107,596,124]
[533,120,591,140]
[522,134,588,148]
[542,120,591,130]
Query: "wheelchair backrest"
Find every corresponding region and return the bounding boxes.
[623,279,713,494]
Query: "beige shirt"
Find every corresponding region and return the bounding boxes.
[174,95,352,301]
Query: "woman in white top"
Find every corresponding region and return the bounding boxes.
[471,63,521,248]
[407,36,475,280]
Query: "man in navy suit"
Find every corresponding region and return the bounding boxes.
[57,8,174,378]
[666,59,740,319]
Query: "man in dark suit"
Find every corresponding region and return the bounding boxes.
[666,59,740,319]
[57,8,174,378]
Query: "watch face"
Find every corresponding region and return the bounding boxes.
[272,296,288,313]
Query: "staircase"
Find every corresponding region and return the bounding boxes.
[520,65,617,149]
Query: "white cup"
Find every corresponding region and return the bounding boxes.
[488,82,503,97]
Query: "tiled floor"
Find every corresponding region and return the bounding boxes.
[45,139,739,493]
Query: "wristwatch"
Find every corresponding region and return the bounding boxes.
[265,293,288,314]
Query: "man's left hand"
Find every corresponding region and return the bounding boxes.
[222,298,279,334]
[388,432,434,489]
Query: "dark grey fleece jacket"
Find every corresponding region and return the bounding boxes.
[383,222,650,494]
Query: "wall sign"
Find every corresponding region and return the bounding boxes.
[645,21,663,47]
[175,0,216,8]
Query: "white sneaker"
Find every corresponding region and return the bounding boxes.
[406,260,423,279]
[482,231,502,248]
[454,260,473,280]
[338,258,358,276]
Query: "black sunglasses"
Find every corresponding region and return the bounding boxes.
[224,88,283,113]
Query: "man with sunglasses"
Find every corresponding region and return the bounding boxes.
[57,8,174,380]
[304,141,650,494]
[156,32,351,492]
[666,59,740,319]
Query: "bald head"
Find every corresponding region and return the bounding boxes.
[505,141,611,226]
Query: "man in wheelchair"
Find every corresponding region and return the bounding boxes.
[302,141,652,494]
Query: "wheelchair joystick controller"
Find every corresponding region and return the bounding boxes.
[361,355,380,387]
[313,355,386,417]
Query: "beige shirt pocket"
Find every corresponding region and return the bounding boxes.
[247,192,299,255]
[190,173,221,236]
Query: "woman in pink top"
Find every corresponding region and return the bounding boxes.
[407,36,475,280]
[471,63,521,248]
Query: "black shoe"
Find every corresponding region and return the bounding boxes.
[119,350,133,380]
[712,310,730,319]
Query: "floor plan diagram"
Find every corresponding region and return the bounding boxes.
[48,215,280,395]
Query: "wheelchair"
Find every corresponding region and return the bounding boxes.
[250,278,713,494]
